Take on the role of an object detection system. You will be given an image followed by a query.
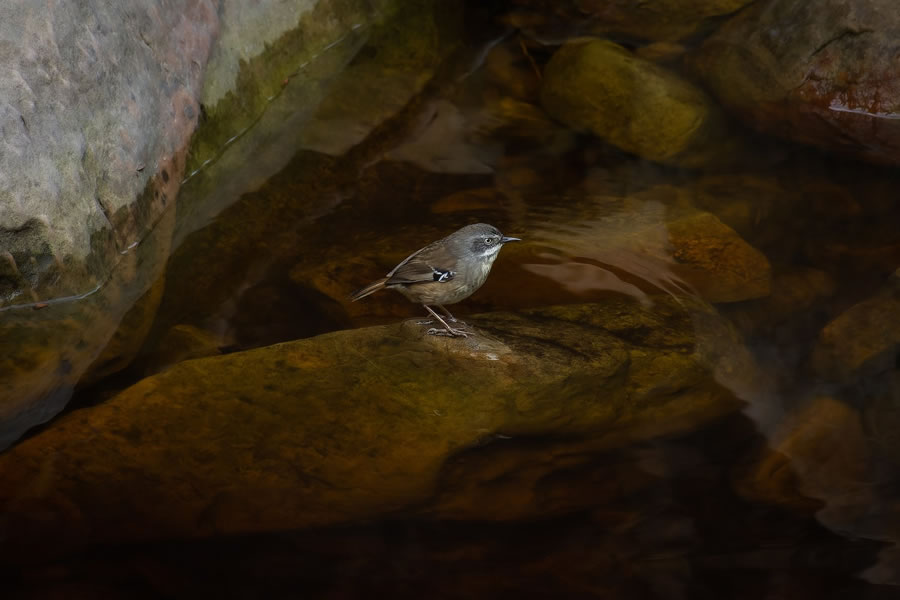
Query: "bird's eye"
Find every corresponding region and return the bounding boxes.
[484,237,494,245]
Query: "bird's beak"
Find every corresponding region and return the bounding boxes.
[500,236,521,244]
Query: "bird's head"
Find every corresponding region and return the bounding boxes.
[451,223,521,260]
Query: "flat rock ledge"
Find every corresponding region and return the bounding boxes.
[0,296,758,560]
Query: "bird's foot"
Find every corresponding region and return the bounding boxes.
[416,319,435,325]
[426,327,469,338]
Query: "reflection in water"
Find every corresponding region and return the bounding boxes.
[519,202,695,306]
[4,0,900,597]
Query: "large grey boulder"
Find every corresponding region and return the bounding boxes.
[0,0,403,450]
[0,0,215,307]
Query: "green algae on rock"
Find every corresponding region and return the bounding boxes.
[0,296,759,558]
[540,40,734,168]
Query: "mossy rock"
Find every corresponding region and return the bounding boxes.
[0,296,758,559]
[541,40,733,167]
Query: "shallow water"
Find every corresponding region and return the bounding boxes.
[6,1,900,598]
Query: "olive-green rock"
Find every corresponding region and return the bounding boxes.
[540,40,732,167]
[0,296,758,558]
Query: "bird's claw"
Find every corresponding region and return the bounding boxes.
[426,327,469,338]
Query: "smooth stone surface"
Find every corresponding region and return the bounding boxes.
[0,202,175,451]
[735,396,871,515]
[79,271,167,387]
[0,297,758,559]
[811,278,900,383]
[0,0,421,449]
[140,324,226,376]
[724,267,835,336]
[0,0,214,306]
[664,209,771,303]
[693,0,900,166]
[176,0,423,241]
[541,40,733,167]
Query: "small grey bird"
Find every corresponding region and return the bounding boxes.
[350,223,521,337]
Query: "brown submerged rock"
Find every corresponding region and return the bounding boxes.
[735,396,872,515]
[541,40,734,167]
[665,209,771,303]
[724,267,835,337]
[0,296,758,559]
[811,277,900,383]
[693,0,900,166]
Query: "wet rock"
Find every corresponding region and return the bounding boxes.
[0,0,408,451]
[0,1,214,307]
[693,0,900,166]
[80,272,167,388]
[541,40,734,167]
[688,174,793,248]
[804,227,900,279]
[423,436,662,522]
[811,277,900,383]
[0,296,757,557]
[0,201,176,451]
[724,267,835,337]
[140,324,225,376]
[155,0,459,348]
[386,96,575,174]
[482,36,543,101]
[735,396,873,518]
[173,0,431,242]
[665,209,771,303]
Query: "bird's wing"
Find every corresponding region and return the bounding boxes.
[386,241,458,284]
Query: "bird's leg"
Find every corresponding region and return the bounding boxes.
[422,305,468,337]
[436,304,461,323]
[416,306,463,327]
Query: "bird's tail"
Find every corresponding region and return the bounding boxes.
[349,277,388,302]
